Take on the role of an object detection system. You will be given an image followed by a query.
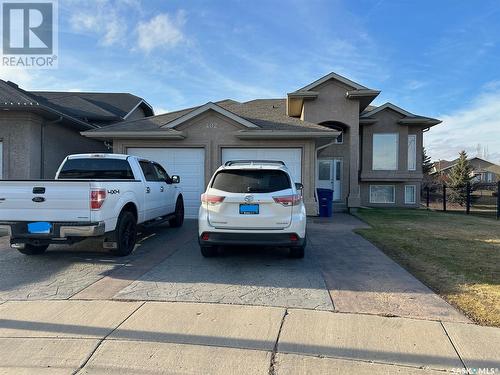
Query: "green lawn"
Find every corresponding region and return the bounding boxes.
[354,208,500,327]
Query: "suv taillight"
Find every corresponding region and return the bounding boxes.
[201,194,225,204]
[273,194,302,206]
[90,189,107,210]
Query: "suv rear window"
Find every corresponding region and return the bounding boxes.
[211,170,291,193]
[58,158,134,179]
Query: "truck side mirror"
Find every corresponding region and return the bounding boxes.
[171,175,180,184]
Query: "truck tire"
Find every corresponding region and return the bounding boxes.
[17,244,49,255]
[169,197,184,228]
[111,211,137,256]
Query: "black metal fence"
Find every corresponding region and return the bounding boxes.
[422,181,500,219]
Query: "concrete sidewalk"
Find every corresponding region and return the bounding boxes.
[0,300,498,374]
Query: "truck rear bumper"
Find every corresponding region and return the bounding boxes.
[0,221,105,244]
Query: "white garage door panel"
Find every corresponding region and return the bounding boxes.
[222,148,302,183]
[127,148,205,218]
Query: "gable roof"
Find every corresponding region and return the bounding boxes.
[295,72,369,92]
[161,102,259,129]
[287,72,380,116]
[360,102,415,117]
[433,157,499,173]
[31,91,153,120]
[485,164,500,176]
[83,98,340,138]
[360,102,441,128]
[0,80,153,129]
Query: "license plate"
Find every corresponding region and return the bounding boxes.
[239,204,259,215]
[27,222,52,234]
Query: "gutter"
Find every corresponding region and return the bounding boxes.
[80,130,186,139]
[236,130,340,139]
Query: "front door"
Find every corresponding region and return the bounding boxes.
[317,159,342,201]
[138,160,163,220]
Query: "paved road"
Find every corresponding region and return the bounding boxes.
[0,300,498,374]
[0,214,467,322]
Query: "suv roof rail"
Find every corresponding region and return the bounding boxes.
[224,160,286,167]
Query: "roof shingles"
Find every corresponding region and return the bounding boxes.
[0,80,149,126]
[89,99,336,133]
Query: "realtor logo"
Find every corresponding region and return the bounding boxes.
[1,0,58,68]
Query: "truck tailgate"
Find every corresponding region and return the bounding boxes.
[0,181,92,222]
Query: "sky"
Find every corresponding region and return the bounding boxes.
[2,0,500,163]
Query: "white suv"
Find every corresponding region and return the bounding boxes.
[198,160,307,258]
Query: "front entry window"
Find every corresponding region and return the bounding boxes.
[318,160,331,181]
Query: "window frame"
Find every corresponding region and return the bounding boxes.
[139,160,160,182]
[404,185,417,204]
[407,134,417,171]
[372,133,399,171]
[369,185,396,204]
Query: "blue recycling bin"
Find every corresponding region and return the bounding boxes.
[317,188,333,217]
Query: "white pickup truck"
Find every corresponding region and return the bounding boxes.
[0,154,184,256]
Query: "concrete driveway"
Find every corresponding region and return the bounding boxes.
[0,213,467,322]
[2,214,498,374]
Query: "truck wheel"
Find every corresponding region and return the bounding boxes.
[289,246,305,259]
[17,244,49,255]
[169,197,184,228]
[112,211,137,256]
[200,246,217,257]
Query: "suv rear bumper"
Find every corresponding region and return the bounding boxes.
[199,232,306,247]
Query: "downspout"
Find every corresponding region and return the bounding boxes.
[40,116,63,178]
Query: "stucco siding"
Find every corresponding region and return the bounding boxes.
[0,112,42,179]
[360,108,424,181]
[42,122,107,178]
[0,112,108,179]
[301,80,361,207]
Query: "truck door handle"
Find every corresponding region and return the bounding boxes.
[146,187,151,194]
[160,186,164,192]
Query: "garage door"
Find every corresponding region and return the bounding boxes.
[221,148,302,183]
[127,148,205,218]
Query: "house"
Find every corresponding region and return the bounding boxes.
[81,71,441,217]
[0,80,153,179]
[432,157,500,183]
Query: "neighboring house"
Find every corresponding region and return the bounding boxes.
[432,157,500,183]
[82,72,441,217]
[0,80,153,179]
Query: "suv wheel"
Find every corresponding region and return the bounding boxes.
[200,246,217,257]
[111,211,137,256]
[169,197,184,228]
[17,244,49,255]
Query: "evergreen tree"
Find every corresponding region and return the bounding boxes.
[448,150,473,206]
[422,148,433,175]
